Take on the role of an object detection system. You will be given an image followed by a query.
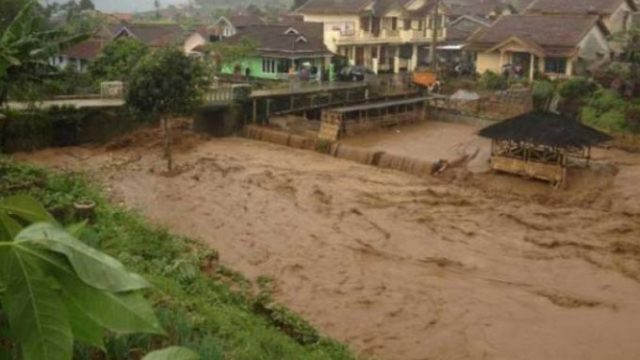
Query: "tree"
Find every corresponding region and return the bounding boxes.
[0,0,25,32]
[206,38,257,74]
[126,49,211,171]
[78,0,95,10]
[88,38,149,83]
[0,0,88,106]
[154,0,161,19]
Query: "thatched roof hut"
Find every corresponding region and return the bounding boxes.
[478,111,612,186]
[478,111,612,148]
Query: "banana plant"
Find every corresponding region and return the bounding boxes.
[0,0,89,106]
[0,195,198,360]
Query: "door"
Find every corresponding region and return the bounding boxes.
[355,47,365,66]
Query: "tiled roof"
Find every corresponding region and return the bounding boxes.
[295,0,373,14]
[116,23,185,47]
[223,23,330,57]
[525,0,636,15]
[467,14,606,56]
[228,14,266,27]
[445,0,515,18]
[296,0,444,15]
[62,39,104,60]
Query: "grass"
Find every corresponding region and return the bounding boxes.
[0,157,357,360]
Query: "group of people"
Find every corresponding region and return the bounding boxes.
[502,62,526,79]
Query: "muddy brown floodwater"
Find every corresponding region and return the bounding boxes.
[15,122,640,360]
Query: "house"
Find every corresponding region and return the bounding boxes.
[295,0,449,74]
[466,14,611,79]
[524,0,638,33]
[213,14,267,39]
[113,23,186,48]
[219,23,332,81]
[183,15,267,56]
[51,38,105,72]
[184,25,219,55]
[437,15,490,65]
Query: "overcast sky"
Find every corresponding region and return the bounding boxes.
[92,0,187,12]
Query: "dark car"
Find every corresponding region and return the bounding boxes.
[338,66,375,82]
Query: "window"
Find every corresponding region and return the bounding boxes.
[277,59,291,73]
[544,57,567,74]
[262,58,277,73]
[404,19,411,30]
[391,17,397,30]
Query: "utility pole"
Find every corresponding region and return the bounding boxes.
[429,0,439,71]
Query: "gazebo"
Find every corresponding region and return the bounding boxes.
[478,111,612,186]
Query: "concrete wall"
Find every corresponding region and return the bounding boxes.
[184,32,207,54]
[476,52,501,74]
[578,25,611,61]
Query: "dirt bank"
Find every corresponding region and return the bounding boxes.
[14,124,640,360]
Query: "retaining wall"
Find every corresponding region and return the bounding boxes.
[243,125,436,178]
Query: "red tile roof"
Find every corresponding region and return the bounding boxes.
[62,39,104,60]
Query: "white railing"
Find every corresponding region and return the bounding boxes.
[334,27,446,44]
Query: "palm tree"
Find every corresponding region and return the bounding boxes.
[0,1,88,107]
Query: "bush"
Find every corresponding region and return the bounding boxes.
[531,80,555,111]
[479,70,507,91]
[581,90,629,132]
[558,77,597,99]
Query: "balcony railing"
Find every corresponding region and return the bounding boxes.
[333,27,446,44]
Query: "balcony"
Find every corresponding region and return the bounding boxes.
[332,27,446,45]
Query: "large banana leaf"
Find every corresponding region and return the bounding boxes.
[64,299,105,350]
[17,245,163,336]
[54,268,164,335]
[0,249,72,360]
[0,195,56,225]
[15,223,150,292]
[142,347,200,360]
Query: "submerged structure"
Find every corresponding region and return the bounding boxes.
[478,111,612,186]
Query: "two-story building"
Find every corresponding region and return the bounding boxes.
[295,0,448,74]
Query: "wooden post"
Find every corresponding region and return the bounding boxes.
[252,99,258,123]
[265,99,271,125]
[162,116,173,172]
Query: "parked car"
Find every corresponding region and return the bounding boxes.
[338,66,375,82]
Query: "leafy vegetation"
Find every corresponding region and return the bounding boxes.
[478,71,507,91]
[0,158,356,360]
[206,39,258,74]
[0,195,167,359]
[0,1,88,106]
[581,90,629,132]
[88,38,150,84]
[531,80,555,111]
[127,48,212,171]
[558,77,597,100]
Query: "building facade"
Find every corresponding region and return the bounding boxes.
[219,23,333,81]
[296,0,448,74]
[467,15,611,79]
